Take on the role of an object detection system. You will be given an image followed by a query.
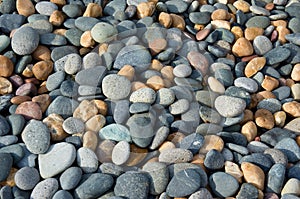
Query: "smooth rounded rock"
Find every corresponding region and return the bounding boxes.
[14,167,40,190]
[77,147,99,173]
[91,22,117,43]
[102,74,131,100]
[215,95,246,117]
[59,167,82,190]
[11,27,39,55]
[209,172,239,198]
[112,141,130,166]
[30,178,58,199]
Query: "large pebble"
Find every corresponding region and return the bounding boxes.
[30,178,58,199]
[253,35,273,55]
[91,22,117,43]
[14,167,40,190]
[215,95,246,117]
[11,27,39,55]
[112,141,130,165]
[102,74,131,100]
[0,153,13,182]
[38,142,76,178]
[77,147,99,173]
[209,172,239,198]
[46,96,79,119]
[159,148,193,164]
[266,163,286,194]
[21,120,50,154]
[130,87,156,104]
[99,124,131,142]
[241,162,265,190]
[281,178,300,196]
[59,167,82,190]
[275,138,300,162]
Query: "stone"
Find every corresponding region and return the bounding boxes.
[83,3,102,18]
[0,55,14,77]
[112,141,130,165]
[257,98,282,114]
[142,162,169,195]
[85,114,106,133]
[241,121,257,142]
[14,167,40,190]
[52,190,73,199]
[166,169,201,197]
[275,138,300,162]
[137,2,156,18]
[91,22,117,43]
[188,188,213,199]
[204,149,225,170]
[30,178,58,199]
[179,133,204,154]
[102,74,131,100]
[236,183,259,199]
[283,101,300,117]
[75,66,107,86]
[189,12,211,24]
[232,37,253,57]
[46,96,79,119]
[114,172,149,199]
[241,162,265,190]
[244,57,266,77]
[15,101,42,120]
[59,166,82,190]
[0,153,13,182]
[62,117,85,135]
[291,64,300,81]
[74,173,114,199]
[215,95,246,117]
[225,161,243,183]
[73,100,98,122]
[159,12,172,28]
[261,76,279,91]
[234,77,258,93]
[245,27,264,41]
[21,120,50,154]
[207,76,225,94]
[43,114,68,141]
[264,47,291,65]
[253,35,273,55]
[11,27,39,55]
[209,172,239,198]
[130,88,156,104]
[77,147,98,173]
[159,148,193,164]
[99,124,131,142]
[233,0,250,12]
[281,178,300,196]
[187,51,209,76]
[266,163,286,194]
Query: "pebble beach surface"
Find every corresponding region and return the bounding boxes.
[0,0,300,199]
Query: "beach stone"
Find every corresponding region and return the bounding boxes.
[73,100,98,122]
[159,148,193,164]
[291,64,300,81]
[266,163,286,194]
[261,76,279,91]
[0,0,15,14]
[236,183,259,199]
[150,126,170,150]
[215,95,246,117]
[104,0,126,15]
[99,124,131,142]
[255,109,274,130]
[75,66,107,86]
[77,147,98,173]
[85,114,106,133]
[64,53,82,75]
[62,4,82,18]
[264,47,291,65]
[43,113,68,141]
[166,169,201,197]
[0,115,10,136]
[189,12,211,24]
[74,173,114,199]
[62,117,85,135]
[52,190,73,199]
[46,96,79,119]
[273,86,290,101]
[179,133,204,154]
[261,127,296,147]
[0,153,13,182]
[32,60,53,81]
[59,167,82,190]
[224,161,243,183]
[275,138,300,162]
[283,101,300,117]
[199,105,222,124]
[253,35,273,55]
[234,77,258,93]
[207,76,225,94]
[245,27,264,41]
[46,71,65,91]
[285,33,300,46]
[130,88,156,104]
[209,172,239,198]
[232,37,253,57]
[257,98,282,114]
[281,178,300,196]
[264,148,288,166]
[40,33,66,46]
[291,84,300,100]
[187,51,209,76]
[14,167,40,190]
[241,162,265,190]
[244,57,266,77]
[169,99,189,115]
[102,74,131,100]
[21,120,50,154]
[246,16,270,28]
[30,178,58,199]
[241,121,257,142]
[112,141,130,166]
[35,1,57,15]
[204,149,225,170]
[247,141,270,153]
[189,188,213,199]
[0,35,10,53]
[114,172,149,199]
[11,26,39,55]
[0,55,14,77]
[91,22,117,43]
[0,14,26,34]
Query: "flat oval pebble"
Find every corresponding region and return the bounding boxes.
[0,153,13,182]
[91,22,117,43]
[234,77,258,93]
[76,147,99,173]
[59,166,82,190]
[30,178,58,199]
[102,74,131,100]
[35,1,58,16]
[159,148,193,164]
[11,26,39,55]
[99,124,131,142]
[209,172,239,198]
[215,95,246,117]
[112,141,130,165]
[275,138,300,162]
[62,117,85,135]
[14,167,40,190]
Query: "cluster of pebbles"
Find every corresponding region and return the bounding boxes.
[0,0,300,198]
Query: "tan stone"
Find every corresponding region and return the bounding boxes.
[291,83,300,100]
[225,161,243,183]
[255,109,275,130]
[96,139,115,163]
[159,12,173,28]
[98,43,108,55]
[32,94,51,113]
[256,91,276,101]
[158,141,176,152]
[16,0,35,17]
[277,26,290,44]
[131,81,148,91]
[146,75,165,91]
[149,59,164,71]
[208,76,225,94]
[187,51,209,76]
[191,154,206,169]
[0,167,17,187]
[43,113,68,141]
[291,64,300,81]
[0,55,14,77]
[241,162,265,190]
[126,145,148,166]
[53,28,67,36]
[241,109,254,124]
[194,24,205,31]
[274,111,286,127]
[83,131,99,152]
[211,9,230,21]
[245,27,264,41]
[91,99,107,116]
[73,100,98,122]
[11,96,31,105]
[271,20,287,28]
[286,78,295,87]
[170,14,185,31]
[0,77,12,95]
[231,26,244,41]
[117,65,135,81]
[232,37,253,57]
[211,20,231,30]
[32,60,54,80]
[49,10,65,26]
[83,3,102,17]
[199,135,224,154]
[196,28,211,41]
[160,66,174,81]
[261,76,279,91]
[167,132,185,147]
[244,57,266,77]
[241,121,257,142]
[283,101,300,117]
[32,45,51,61]
[80,31,95,48]
[137,2,155,18]
[149,38,167,54]
[233,0,251,12]
[281,178,300,195]
[265,2,274,10]
[50,0,66,6]
[85,114,106,132]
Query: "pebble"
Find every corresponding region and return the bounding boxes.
[232,37,253,57]
[30,178,58,199]
[52,190,73,199]
[283,101,300,117]
[281,178,300,196]
[14,167,40,190]
[241,162,265,190]
[275,138,300,162]
[291,64,300,81]
[11,26,39,55]
[204,149,225,170]
[179,133,204,154]
[35,1,58,16]
[234,77,258,93]
[112,141,130,165]
[224,161,243,183]
[266,163,286,194]
[46,71,65,91]
[38,142,76,179]
[99,124,131,142]
[43,114,67,141]
[245,16,270,28]
[215,95,246,117]
[236,183,259,199]
[0,153,13,182]
[21,120,50,154]
[62,4,82,18]
[189,12,211,24]
[73,100,98,122]
[0,14,26,34]
[46,96,79,119]
[74,173,114,199]
[166,169,201,197]
[102,74,131,100]
[32,60,53,80]
[0,115,10,136]
[264,47,291,65]
[62,117,85,135]
[253,35,273,55]
[189,188,213,199]
[207,76,225,94]
[0,135,17,147]
[91,22,117,43]
[257,98,282,113]
[159,148,193,164]
[130,87,156,104]
[0,55,14,77]
[169,99,190,115]
[85,114,106,133]
[114,172,150,199]
[244,57,266,77]
[59,166,82,190]
[209,172,239,198]
[75,66,107,87]
[77,147,98,173]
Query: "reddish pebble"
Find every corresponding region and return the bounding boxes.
[15,83,37,96]
[24,78,40,85]
[9,75,24,87]
[15,101,43,120]
[11,96,32,105]
[264,193,279,199]
[196,28,211,41]
[271,30,278,42]
[32,94,51,113]
[187,51,209,76]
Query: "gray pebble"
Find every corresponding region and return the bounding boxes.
[104,0,126,16]
[112,141,130,165]
[236,183,259,199]
[11,27,39,55]
[189,12,211,24]
[204,149,225,170]
[30,178,58,199]
[60,79,79,98]
[15,167,40,190]
[51,46,78,61]
[264,148,288,166]
[64,53,82,75]
[40,33,67,46]
[260,127,296,146]
[234,77,258,93]
[166,0,188,13]
[275,138,300,162]
[239,153,273,173]
[78,85,102,96]
[99,162,124,177]
[253,35,273,55]
[264,47,291,65]
[214,95,246,118]
[273,86,291,100]
[159,148,193,164]
[102,74,131,100]
[52,190,73,199]
[169,99,190,115]
[130,88,156,104]
[150,126,170,150]
[62,4,82,18]
[35,1,58,16]
[46,96,79,119]
[0,153,13,182]
[266,163,286,194]
[63,117,85,134]
[24,20,53,35]
[209,172,239,198]
[245,16,270,28]
[77,147,99,173]
[257,98,282,113]
[0,14,26,34]
[75,66,107,86]
[60,167,82,190]
[247,141,270,153]
[46,71,66,91]
[82,52,102,69]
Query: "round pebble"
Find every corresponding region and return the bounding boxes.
[102,74,131,100]
[30,178,58,199]
[209,172,239,198]
[14,167,40,190]
[11,26,39,55]
[59,166,82,190]
[112,141,130,165]
[62,117,85,135]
